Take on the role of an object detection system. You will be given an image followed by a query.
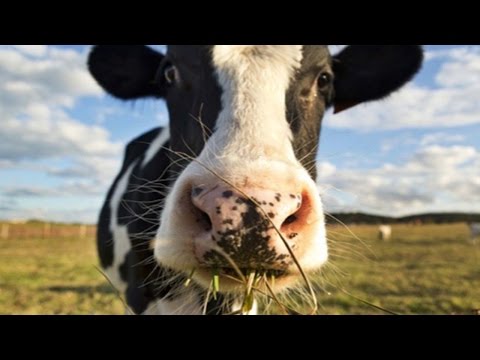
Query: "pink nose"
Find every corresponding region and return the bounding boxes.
[190,186,312,269]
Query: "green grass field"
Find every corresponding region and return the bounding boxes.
[0,223,478,314]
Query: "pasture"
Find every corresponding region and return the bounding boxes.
[0,222,478,315]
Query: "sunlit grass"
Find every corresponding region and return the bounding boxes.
[0,236,123,315]
[0,223,478,314]
[311,223,480,314]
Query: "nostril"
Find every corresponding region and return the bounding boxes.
[190,187,213,232]
[198,209,213,232]
[283,214,298,226]
[279,191,311,233]
[192,187,204,197]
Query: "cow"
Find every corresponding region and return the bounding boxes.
[378,225,392,241]
[88,45,423,315]
[469,223,480,245]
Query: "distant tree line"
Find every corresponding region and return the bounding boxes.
[3,213,480,227]
[328,212,480,225]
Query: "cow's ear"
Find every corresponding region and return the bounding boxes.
[88,45,165,100]
[332,45,423,114]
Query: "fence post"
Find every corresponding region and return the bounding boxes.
[43,222,51,239]
[79,224,87,238]
[1,224,9,239]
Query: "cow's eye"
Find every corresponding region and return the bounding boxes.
[318,73,332,88]
[164,65,178,85]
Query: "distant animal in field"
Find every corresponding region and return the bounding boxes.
[378,225,392,241]
[469,223,480,245]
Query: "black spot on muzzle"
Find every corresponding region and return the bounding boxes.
[203,198,290,270]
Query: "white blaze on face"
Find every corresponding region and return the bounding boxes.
[210,45,303,161]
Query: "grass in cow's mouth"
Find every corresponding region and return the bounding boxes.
[184,268,196,288]
[242,271,258,313]
[199,268,307,315]
[212,270,220,300]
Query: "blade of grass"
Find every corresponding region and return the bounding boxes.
[95,265,134,315]
[262,274,301,315]
[241,271,257,314]
[338,288,399,315]
[211,245,247,284]
[184,268,196,288]
[212,269,220,300]
[202,284,212,315]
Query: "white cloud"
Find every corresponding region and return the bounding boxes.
[407,145,476,171]
[1,107,122,161]
[0,45,123,222]
[0,45,102,115]
[425,46,480,62]
[420,132,465,146]
[317,161,336,178]
[325,46,480,131]
[11,45,48,57]
[2,179,109,198]
[0,45,119,160]
[46,156,121,187]
[2,186,62,198]
[0,160,14,169]
[318,145,480,216]
[380,133,418,153]
[432,47,480,115]
[435,57,480,88]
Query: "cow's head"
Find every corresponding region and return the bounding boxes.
[89,45,423,293]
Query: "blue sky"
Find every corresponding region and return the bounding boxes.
[1,45,479,223]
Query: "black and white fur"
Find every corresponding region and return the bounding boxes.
[89,45,423,315]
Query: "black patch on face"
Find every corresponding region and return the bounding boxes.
[275,193,281,202]
[203,199,290,269]
[286,46,333,181]
[165,46,223,176]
